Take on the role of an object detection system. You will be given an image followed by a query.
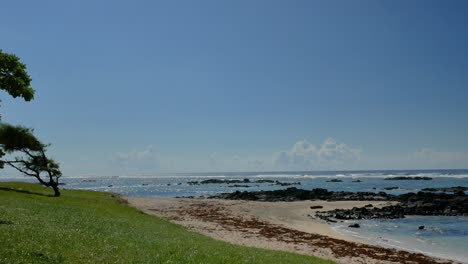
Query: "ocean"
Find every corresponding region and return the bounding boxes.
[2,169,468,262]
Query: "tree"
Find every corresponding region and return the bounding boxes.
[0,50,35,101]
[0,49,62,196]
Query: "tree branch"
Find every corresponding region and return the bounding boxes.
[20,148,36,159]
[2,160,48,186]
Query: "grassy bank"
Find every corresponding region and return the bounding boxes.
[0,182,333,264]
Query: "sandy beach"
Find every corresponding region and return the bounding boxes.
[126,197,454,264]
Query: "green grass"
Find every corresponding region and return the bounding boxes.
[0,182,334,264]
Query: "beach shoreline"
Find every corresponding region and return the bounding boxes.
[126,197,454,264]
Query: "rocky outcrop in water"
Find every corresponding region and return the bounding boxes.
[188,179,251,185]
[228,184,251,188]
[384,176,432,180]
[210,187,468,219]
[188,179,300,186]
[327,179,343,182]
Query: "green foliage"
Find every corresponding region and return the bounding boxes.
[0,49,35,102]
[0,182,334,264]
[0,50,61,195]
[0,124,62,196]
[0,124,43,152]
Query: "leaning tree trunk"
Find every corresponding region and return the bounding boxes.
[51,183,61,197]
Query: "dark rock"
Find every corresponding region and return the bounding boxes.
[383,187,399,190]
[228,184,250,188]
[187,181,199,185]
[327,179,343,182]
[421,186,468,193]
[272,180,301,186]
[384,176,432,180]
[310,206,324,209]
[209,186,468,220]
[316,191,468,221]
[419,225,425,230]
[365,204,373,207]
[352,179,362,182]
[349,223,360,228]
[188,179,249,185]
[210,187,390,202]
[255,179,275,183]
[188,178,300,186]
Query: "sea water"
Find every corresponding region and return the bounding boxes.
[2,169,468,262]
[333,216,468,263]
[3,169,465,197]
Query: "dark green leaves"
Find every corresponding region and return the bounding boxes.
[0,49,61,196]
[0,50,35,101]
[0,124,43,152]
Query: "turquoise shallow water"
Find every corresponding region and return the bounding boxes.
[2,169,468,262]
[333,216,468,263]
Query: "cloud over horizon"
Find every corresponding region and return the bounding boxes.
[274,138,361,170]
[112,145,160,174]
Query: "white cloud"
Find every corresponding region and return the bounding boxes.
[274,138,361,170]
[113,145,160,174]
[53,141,467,176]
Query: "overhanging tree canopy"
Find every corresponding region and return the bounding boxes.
[0,49,62,196]
[0,50,34,101]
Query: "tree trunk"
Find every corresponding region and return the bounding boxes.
[51,184,60,197]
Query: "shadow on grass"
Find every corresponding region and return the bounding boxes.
[0,187,54,197]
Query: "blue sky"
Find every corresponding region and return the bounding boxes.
[1,0,467,175]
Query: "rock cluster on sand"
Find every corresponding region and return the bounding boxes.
[421,186,468,193]
[210,187,468,220]
[310,205,324,209]
[210,187,390,202]
[316,191,468,220]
